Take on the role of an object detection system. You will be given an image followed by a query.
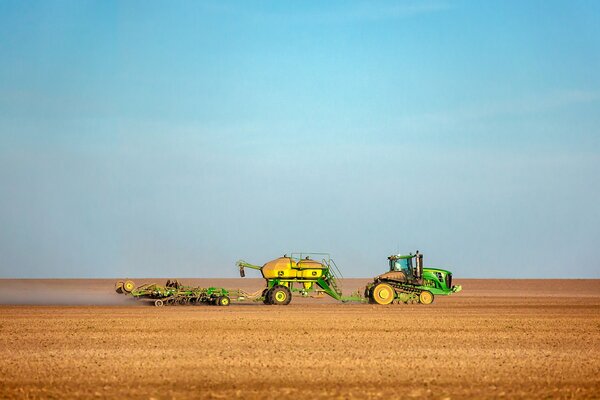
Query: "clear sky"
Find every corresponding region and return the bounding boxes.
[1,0,599,278]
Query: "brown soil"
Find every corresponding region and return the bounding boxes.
[0,279,599,399]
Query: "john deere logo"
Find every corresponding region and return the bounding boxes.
[312,271,317,276]
[278,271,284,276]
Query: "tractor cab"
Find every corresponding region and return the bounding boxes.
[388,251,423,283]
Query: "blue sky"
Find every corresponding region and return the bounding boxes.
[0,0,599,278]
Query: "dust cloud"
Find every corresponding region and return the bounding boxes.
[0,279,135,306]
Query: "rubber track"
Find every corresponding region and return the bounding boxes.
[377,279,426,296]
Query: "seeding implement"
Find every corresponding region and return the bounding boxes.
[115,279,263,307]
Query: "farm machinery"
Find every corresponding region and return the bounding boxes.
[365,251,462,305]
[239,251,461,305]
[237,252,353,305]
[115,250,461,306]
[115,279,262,307]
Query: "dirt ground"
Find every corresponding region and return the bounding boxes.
[0,279,599,399]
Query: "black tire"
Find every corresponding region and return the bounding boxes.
[217,296,230,306]
[262,288,272,305]
[365,285,376,304]
[268,285,292,306]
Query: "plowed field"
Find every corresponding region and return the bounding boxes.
[1,279,599,399]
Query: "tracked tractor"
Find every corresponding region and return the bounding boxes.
[365,251,462,305]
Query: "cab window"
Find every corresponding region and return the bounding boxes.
[394,259,410,272]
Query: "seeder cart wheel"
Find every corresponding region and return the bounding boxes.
[262,288,272,305]
[217,296,230,306]
[268,285,292,306]
[419,291,434,305]
[154,299,164,307]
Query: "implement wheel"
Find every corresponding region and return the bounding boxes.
[217,296,230,307]
[262,288,272,305]
[154,299,164,307]
[419,291,434,305]
[123,280,135,293]
[268,285,292,305]
[371,283,395,305]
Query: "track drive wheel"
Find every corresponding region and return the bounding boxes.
[262,288,272,305]
[419,291,434,305]
[217,296,230,306]
[371,283,395,305]
[123,280,135,293]
[268,285,292,305]
[154,299,164,307]
[115,281,124,294]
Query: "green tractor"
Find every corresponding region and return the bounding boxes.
[365,251,462,305]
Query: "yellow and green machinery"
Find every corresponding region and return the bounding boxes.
[116,251,461,307]
[239,251,461,305]
[237,252,346,305]
[115,279,254,307]
[365,251,462,305]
